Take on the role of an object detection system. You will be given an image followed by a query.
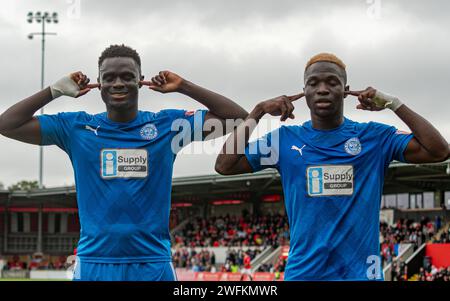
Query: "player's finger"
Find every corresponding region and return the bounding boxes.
[156,75,165,85]
[280,101,289,121]
[358,98,372,108]
[363,104,373,110]
[286,100,295,120]
[87,83,100,89]
[70,72,81,82]
[287,93,305,102]
[283,101,292,121]
[77,88,91,98]
[139,80,153,86]
[149,84,163,92]
[159,71,167,84]
[358,91,372,105]
[72,74,80,84]
[344,90,363,97]
[81,78,90,87]
[362,93,378,108]
[356,104,372,111]
[152,76,163,86]
[79,73,86,82]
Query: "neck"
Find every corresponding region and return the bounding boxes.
[311,113,344,130]
[107,106,138,123]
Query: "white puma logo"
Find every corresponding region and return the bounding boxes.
[291,144,306,156]
[85,125,100,136]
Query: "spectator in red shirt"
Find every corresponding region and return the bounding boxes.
[8,255,25,270]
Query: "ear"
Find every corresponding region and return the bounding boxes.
[97,77,101,90]
[139,75,144,88]
[344,85,350,98]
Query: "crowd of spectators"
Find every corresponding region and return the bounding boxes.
[171,247,263,273]
[417,265,450,281]
[172,213,448,279]
[173,213,289,248]
[220,248,261,273]
[391,261,450,282]
[2,214,447,281]
[379,216,447,266]
[1,253,68,271]
[257,256,286,274]
[172,248,217,272]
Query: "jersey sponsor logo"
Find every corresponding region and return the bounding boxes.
[306,165,354,196]
[291,144,306,156]
[344,137,362,156]
[101,149,148,178]
[140,123,158,140]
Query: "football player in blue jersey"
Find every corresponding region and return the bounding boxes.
[215,53,449,280]
[0,44,248,281]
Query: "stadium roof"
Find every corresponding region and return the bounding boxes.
[0,159,449,208]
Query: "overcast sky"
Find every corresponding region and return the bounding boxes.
[0,0,449,188]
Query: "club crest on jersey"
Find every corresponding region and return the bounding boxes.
[344,137,361,156]
[140,123,158,140]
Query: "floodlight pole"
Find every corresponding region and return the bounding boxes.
[27,12,58,190]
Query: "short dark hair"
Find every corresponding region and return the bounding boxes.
[98,44,141,69]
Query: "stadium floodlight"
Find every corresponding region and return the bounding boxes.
[35,12,42,22]
[26,11,58,190]
[27,12,33,23]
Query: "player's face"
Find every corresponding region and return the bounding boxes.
[303,62,348,118]
[98,57,142,111]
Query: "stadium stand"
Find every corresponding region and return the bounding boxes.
[172,213,289,248]
[1,160,449,280]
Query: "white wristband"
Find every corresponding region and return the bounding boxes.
[50,75,80,98]
[372,90,403,111]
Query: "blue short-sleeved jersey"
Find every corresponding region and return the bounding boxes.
[37,109,206,263]
[245,118,414,280]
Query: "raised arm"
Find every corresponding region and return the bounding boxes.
[346,87,449,163]
[0,72,98,145]
[141,70,248,139]
[215,93,304,175]
[396,106,449,163]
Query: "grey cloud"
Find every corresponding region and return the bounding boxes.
[0,0,449,188]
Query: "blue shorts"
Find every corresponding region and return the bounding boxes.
[73,259,177,281]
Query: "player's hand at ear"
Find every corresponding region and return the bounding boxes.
[50,71,100,99]
[70,72,100,98]
[140,70,184,94]
[257,93,304,121]
[345,87,384,111]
